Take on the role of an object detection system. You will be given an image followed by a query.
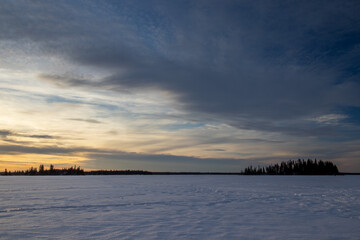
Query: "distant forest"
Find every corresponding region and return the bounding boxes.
[1,159,339,176]
[1,164,151,176]
[2,164,86,176]
[241,159,339,175]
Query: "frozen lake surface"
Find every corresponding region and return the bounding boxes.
[0,175,359,239]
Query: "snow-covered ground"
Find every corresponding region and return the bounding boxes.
[0,175,359,239]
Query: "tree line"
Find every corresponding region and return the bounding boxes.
[241,159,339,175]
[1,165,152,176]
[1,159,340,175]
[2,164,84,176]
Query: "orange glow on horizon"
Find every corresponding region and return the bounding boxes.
[0,154,90,171]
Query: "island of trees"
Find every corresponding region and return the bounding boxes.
[1,159,340,176]
[241,159,339,175]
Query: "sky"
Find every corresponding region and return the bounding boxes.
[0,0,359,172]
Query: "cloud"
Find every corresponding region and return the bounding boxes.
[312,114,348,125]
[0,130,12,137]
[0,129,56,140]
[0,144,82,155]
[28,134,55,139]
[67,118,102,124]
[2,2,360,125]
[0,143,253,171]
[86,150,254,172]
[205,149,226,152]
[38,74,101,90]
[0,129,59,146]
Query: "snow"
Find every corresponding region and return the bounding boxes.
[0,175,359,239]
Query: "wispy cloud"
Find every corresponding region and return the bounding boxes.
[312,114,348,125]
[68,118,102,124]
[0,129,57,140]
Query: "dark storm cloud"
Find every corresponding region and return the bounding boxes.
[1,0,360,136]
